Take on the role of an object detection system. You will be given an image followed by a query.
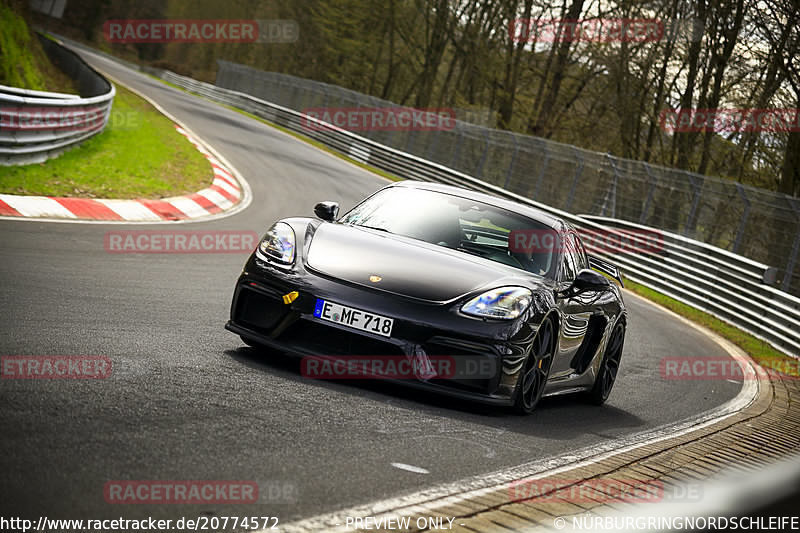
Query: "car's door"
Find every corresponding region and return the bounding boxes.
[550,232,592,377]
[567,231,617,373]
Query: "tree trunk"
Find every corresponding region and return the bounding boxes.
[528,0,585,136]
[675,0,708,170]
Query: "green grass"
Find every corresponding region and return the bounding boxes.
[0,83,212,199]
[623,278,797,376]
[0,3,75,93]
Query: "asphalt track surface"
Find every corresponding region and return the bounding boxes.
[0,49,742,524]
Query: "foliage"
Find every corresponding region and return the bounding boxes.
[0,1,75,92]
[19,0,800,196]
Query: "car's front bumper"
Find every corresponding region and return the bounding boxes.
[224,257,544,406]
[225,318,516,406]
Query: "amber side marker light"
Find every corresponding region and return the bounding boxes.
[282,291,299,304]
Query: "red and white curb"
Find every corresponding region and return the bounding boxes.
[0,126,243,222]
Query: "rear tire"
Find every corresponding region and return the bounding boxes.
[513,318,556,415]
[585,321,625,405]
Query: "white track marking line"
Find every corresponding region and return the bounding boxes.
[273,291,763,533]
[0,195,77,218]
[206,156,226,168]
[391,463,430,475]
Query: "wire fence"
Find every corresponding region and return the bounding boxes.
[215,59,800,296]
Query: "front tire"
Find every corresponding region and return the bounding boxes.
[586,321,625,405]
[513,318,556,415]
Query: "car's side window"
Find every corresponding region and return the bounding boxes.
[571,233,588,271]
[561,237,577,282]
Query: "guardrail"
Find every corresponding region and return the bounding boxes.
[52,35,800,358]
[214,60,800,297]
[583,216,800,356]
[146,69,800,357]
[0,34,114,166]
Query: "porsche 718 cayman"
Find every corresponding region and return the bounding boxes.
[226,181,626,414]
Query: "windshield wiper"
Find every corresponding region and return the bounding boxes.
[356,224,392,234]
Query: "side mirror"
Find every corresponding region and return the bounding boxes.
[314,201,339,221]
[571,269,610,293]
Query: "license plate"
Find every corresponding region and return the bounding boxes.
[313,299,394,337]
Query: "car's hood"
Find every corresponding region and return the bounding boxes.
[305,223,540,302]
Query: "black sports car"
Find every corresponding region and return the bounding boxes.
[226,181,627,413]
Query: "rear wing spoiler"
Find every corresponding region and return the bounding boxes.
[588,254,624,287]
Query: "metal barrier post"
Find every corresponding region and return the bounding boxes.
[503,133,519,190]
[640,162,656,224]
[685,172,703,237]
[566,148,584,211]
[603,154,619,219]
[450,123,463,168]
[783,198,800,293]
[733,184,751,254]
[533,143,550,198]
[476,129,490,179]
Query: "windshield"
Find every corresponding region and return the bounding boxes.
[339,187,557,277]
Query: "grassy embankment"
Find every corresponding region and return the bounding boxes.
[623,278,796,375]
[0,2,74,92]
[0,4,211,198]
[1,83,212,198]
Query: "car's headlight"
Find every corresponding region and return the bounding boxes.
[461,287,532,319]
[257,222,296,264]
